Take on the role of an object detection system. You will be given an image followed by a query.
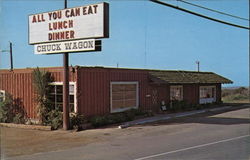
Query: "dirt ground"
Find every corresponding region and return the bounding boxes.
[1,122,169,158]
[1,106,249,158]
[1,126,119,157]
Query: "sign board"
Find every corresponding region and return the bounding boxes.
[34,39,101,54]
[29,2,109,44]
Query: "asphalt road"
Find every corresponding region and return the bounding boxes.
[4,106,250,160]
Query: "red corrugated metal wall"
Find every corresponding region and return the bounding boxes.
[76,67,154,117]
[183,84,199,104]
[0,67,76,119]
[76,68,224,117]
[216,84,222,102]
[0,67,223,119]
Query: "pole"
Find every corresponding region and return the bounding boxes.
[10,42,13,71]
[196,61,200,72]
[63,0,70,130]
[198,62,200,72]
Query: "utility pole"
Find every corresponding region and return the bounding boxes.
[196,61,200,72]
[0,42,13,71]
[10,42,13,71]
[63,0,70,130]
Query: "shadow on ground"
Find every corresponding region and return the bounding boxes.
[138,105,250,126]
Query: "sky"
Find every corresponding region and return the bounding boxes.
[0,0,249,87]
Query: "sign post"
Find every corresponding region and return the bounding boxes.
[28,1,109,130]
[63,0,70,130]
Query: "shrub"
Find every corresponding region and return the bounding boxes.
[169,100,189,112]
[70,113,86,130]
[90,116,109,127]
[0,102,10,123]
[125,108,149,117]
[13,113,26,124]
[32,67,53,124]
[222,87,249,103]
[0,93,14,123]
[90,108,152,127]
[0,93,27,124]
[47,108,63,130]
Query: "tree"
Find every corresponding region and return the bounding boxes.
[32,67,53,124]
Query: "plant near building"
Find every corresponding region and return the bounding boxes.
[0,93,26,124]
[0,93,14,123]
[169,100,189,112]
[47,108,63,130]
[70,113,86,130]
[13,113,26,124]
[90,109,152,127]
[32,67,54,125]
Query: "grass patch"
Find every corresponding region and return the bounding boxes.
[222,87,249,103]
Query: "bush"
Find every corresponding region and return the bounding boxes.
[90,116,109,127]
[46,109,63,130]
[0,94,14,123]
[0,102,11,123]
[70,113,86,130]
[13,113,26,124]
[168,100,219,112]
[169,100,189,112]
[0,93,27,124]
[90,109,152,127]
[222,87,249,103]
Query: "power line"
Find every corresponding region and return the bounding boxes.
[178,0,249,21]
[150,0,249,30]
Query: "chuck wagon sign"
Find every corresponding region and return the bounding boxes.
[34,39,102,54]
[28,2,109,46]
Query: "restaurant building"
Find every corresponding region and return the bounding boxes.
[0,66,232,119]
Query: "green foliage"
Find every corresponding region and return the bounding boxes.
[169,100,189,112]
[225,94,248,101]
[47,108,63,130]
[168,100,222,112]
[13,113,26,124]
[90,108,151,127]
[0,93,14,123]
[32,67,53,102]
[0,93,26,124]
[32,67,54,125]
[222,87,249,102]
[90,116,109,127]
[32,67,63,129]
[70,113,86,130]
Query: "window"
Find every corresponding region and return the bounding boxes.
[0,90,5,102]
[170,86,183,101]
[48,82,76,112]
[111,82,139,113]
[199,86,216,104]
[200,86,216,98]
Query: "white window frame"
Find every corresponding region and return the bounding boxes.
[170,85,183,101]
[0,90,6,102]
[110,81,139,113]
[49,82,77,113]
[199,86,216,104]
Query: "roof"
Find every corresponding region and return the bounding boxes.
[149,70,233,84]
[0,66,233,84]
